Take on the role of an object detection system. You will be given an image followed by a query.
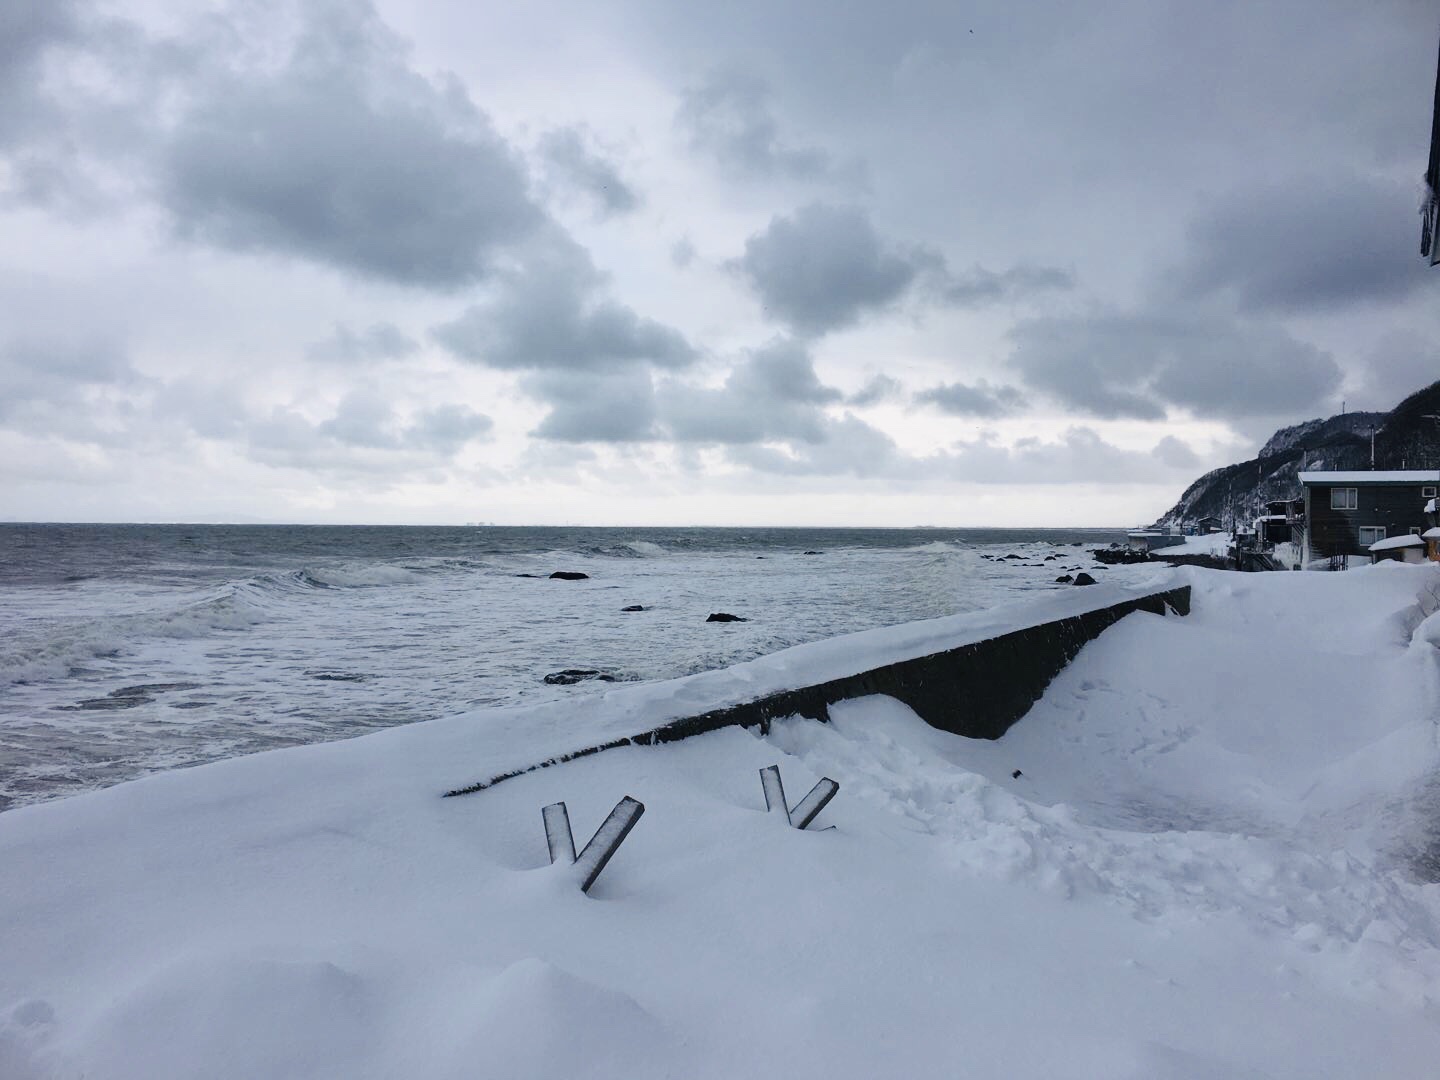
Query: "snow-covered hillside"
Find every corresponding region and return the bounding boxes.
[3,565,1440,1078]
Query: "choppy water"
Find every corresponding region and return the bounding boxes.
[0,524,1126,810]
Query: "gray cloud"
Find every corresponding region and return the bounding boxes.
[730,204,918,334]
[847,374,902,407]
[940,426,1196,485]
[727,414,903,477]
[526,369,659,442]
[159,2,542,287]
[1152,435,1201,469]
[247,391,490,471]
[0,1,79,148]
[659,338,842,444]
[732,203,1072,336]
[537,126,640,216]
[914,380,1026,417]
[404,403,494,453]
[935,264,1074,306]
[306,322,419,364]
[676,68,838,182]
[433,238,696,372]
[0,337,140,432]
[1008,310,1342,421]
[1173,174,1430,313]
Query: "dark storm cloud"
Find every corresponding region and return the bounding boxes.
[732,203,1073,336]
[526,369,659,442]
[433,238,696,372]
[914,380,1026,418]
[306,323,420,364]
[1008,311,1342,421]
[676,68,837,182]
[660,338,842,444]
[537,126,640,216]
[1172,175,1431,313]
[160,2,542,288]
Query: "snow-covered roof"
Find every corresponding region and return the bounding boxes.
[1298,471,1440,485]
[1427,498,1437,513]
[1423,527,1440,540]
[1368,534,1425,551]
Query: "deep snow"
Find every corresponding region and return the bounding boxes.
[3,565,1440,1078]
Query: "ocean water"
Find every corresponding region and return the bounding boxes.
[0,523,1126,811]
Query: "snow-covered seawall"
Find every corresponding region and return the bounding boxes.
[448,579,1192,795]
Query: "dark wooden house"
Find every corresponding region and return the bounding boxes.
[1196,515,1223,534]
[1298,471,1440,565]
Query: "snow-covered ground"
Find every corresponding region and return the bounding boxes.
[3,565,1440,1078]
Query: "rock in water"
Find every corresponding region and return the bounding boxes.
[1055,574,1073,583]
[543,669,618,685]
[1072,572,1097,586]
[706,612,747,623]
[620,605,646,612]
[549,571,589,580]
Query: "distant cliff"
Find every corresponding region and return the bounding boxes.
[1154,380,1440,529]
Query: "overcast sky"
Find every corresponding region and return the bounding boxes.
[2,0,1437,526]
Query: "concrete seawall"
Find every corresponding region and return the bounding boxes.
[446,584,1191,797]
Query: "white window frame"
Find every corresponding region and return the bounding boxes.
[1423,486,1437,498]
[1411,527,1424,535]
[1330,487,1358,510]
[1358,526,1386,547]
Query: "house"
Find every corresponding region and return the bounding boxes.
[1424,527,1440,562]
[1297,471,1440,566]
[1196,515,1223,534]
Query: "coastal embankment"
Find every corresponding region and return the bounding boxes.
[447,580,1191,795]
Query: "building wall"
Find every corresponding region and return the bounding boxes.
[1305,482,1436,559]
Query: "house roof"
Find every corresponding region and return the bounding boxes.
[1424,527,1440,540]
[1298,471,1440,485]
[1368,534,1425,551]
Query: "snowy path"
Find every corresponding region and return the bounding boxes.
[2,565,1440,1078]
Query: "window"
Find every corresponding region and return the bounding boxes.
[1330,487,1358,510]
[1423,486,1437,498]
[1359,526,1386,547]
[1412,527,1424,535]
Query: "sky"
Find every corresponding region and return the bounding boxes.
[1,0,1437,527]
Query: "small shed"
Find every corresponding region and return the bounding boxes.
[1368,534,1428,565]
[1196,516,1223,534]
[1424,526,1440,562]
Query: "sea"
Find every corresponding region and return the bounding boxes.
[0,523,1128,812]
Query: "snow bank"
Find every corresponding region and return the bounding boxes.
[3,564,1440,1078]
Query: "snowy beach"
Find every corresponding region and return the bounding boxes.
[3,562,1440,1078]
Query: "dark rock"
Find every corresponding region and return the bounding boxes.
[802,550,823,555]
[1072,572,1097,586]
[515,573,542,578]
[1055,575,1073,583]
[1003,553,1023,560]
[621,605,646,612]
[543,669,618,685]
[1011,769,1023,779]
[706,612,747,623]
[549,571,590,580]
[309,671,368,682]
